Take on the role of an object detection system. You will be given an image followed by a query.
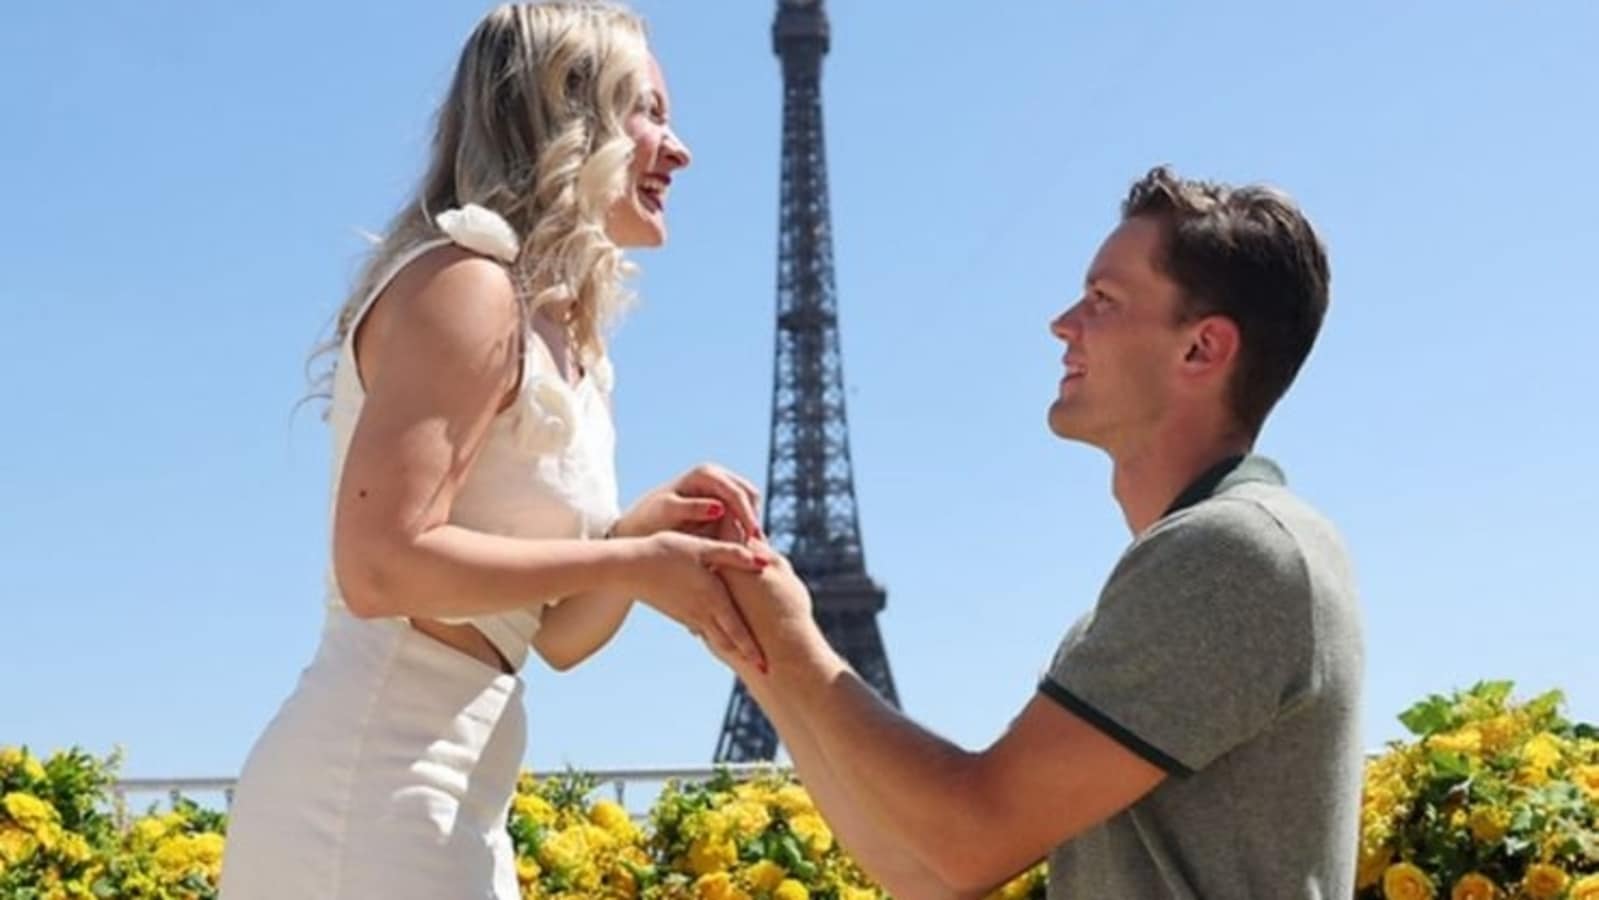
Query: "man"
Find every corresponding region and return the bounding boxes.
[704,166,1364,898]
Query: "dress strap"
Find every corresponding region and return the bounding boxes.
[342,238,456,353]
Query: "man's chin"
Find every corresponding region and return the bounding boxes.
[1046,404,1099,446]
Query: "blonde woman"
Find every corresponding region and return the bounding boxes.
[218,4,769,897]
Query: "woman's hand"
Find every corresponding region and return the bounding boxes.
[612,463,764,542]
[622,531,771,671]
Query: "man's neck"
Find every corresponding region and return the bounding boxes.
[1110,423,1253,535]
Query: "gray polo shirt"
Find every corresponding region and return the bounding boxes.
[1042,456,1364,899]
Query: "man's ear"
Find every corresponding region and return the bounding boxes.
[1180,315,1240,376]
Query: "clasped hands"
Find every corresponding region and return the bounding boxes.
[610,464,815,675]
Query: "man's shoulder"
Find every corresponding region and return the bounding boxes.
[1118,489,1308,586]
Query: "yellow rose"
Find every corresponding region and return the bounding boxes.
[774,879,810,900]
[0,825,34,864]
[695,871,752,900]
[723,799,772,838]
[2,792,59,832]
[687,836,738,876]
[1450,872,1497,900]
[1573,764,1599,801]
[1522,863,1569,899]
[1478,715,1521,754]
[1569,874,1599,900]
[773,785,815,816]
[743,859,787,891]
[1357,845,1393,890]
[694,810,732,842]
[1468,807,1509,844]
[1383,862,1435,900]
[537,828,585,873]
[1518,734,1564,786]
[513,793,558,827]
[579,822,616,851]
[1429,727,1483,756]
[57,831,92,865]
[589,800,634,834]
[787,813,833,858]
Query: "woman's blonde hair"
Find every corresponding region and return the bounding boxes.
[312,1,649,396]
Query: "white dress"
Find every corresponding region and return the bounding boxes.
[219,229,621,900]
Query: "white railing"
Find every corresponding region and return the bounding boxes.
[113,763,780,823]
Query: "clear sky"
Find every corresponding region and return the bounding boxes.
[3,1,1595,784]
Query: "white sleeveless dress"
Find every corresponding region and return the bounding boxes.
[219,235,621,900]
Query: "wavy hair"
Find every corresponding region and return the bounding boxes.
[310,1,649,398]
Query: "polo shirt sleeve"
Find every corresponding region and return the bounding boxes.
[1040,499,1315,775]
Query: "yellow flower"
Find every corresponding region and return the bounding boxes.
[537,827,587,873]
[589,799,636,837]
[1450,872,1497,900]
[1518,733,1564,785]
[723,798,772,838]
[692,810,732,842]
[513,793,558,827]
[839,889,878,900]
[149,831,225,886]
[1383,862,1435,900]
[516,856,542,885]
[1357,844,1393,890]
[0,825,34,863]
[743,859,787,891]
[1468,807,1509,844]
[2,792,59,832]
[0,749,45,785]
[1569,874,1599,900]
[787,813,833,858]
[993,870,1038,900]
[57,831,92,865]
[1573,763,1599,801]
[1522,864,1569,899]
[695,871,753,900]
[687,836,738,876]
[1478,715,1521,754]
[1429,726,1483,756]
[773,785,814,817]
[774,879,810,900]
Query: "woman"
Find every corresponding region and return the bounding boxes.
[219,4,766,897]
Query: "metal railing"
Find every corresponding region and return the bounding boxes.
[113,763,780,822]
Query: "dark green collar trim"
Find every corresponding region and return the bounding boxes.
[1162,454,1285,518]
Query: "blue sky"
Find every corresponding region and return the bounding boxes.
[2,0,1595,785]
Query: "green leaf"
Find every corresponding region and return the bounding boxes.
[1400,695,1455,736]
[1428,750,1473,779]
[1471,680,1515,707]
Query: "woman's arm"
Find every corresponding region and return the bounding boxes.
[331,247,764,655]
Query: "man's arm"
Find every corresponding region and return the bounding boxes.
[726,561,1168,895]
[712,634,971,899]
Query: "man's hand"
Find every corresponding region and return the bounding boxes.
[702,517,820,669]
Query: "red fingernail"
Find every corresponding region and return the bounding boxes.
[705,503,725,519]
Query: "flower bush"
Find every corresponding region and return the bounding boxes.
[1358,681,1599,899]
[9,681,1593,900]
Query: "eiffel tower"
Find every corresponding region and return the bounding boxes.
[714,0,899,763]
